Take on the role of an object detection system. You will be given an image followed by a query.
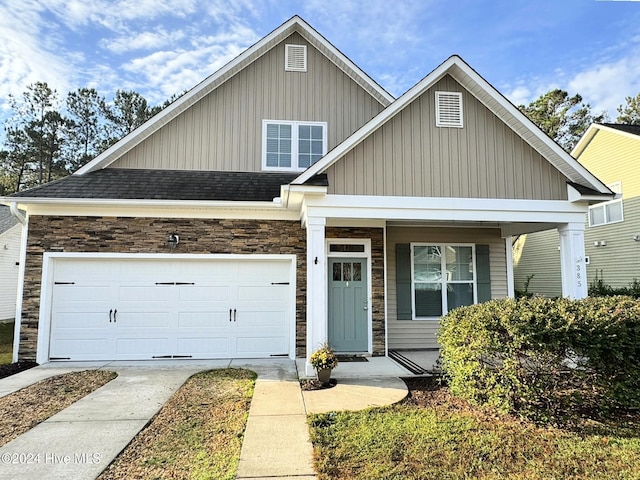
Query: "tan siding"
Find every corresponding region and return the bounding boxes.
[512,230,562,297]
[387,226,508,350]
[326,75,569,200]
[111,32,386,172]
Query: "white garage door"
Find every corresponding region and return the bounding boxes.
[48,256,294,361]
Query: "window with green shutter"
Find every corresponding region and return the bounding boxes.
[396,243,491,320]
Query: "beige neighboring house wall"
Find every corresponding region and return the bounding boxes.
[514,124,640,294]
[0,209,21,321]
[513,230,562,297]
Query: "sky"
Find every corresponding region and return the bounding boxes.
[1,0,640,134]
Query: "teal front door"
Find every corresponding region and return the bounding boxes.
[328,257,368,352]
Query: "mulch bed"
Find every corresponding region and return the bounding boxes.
[0,361,38,380]
[300,378,337,391]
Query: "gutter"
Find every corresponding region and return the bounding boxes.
[9,202,26,225]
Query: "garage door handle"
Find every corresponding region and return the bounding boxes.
[113,309,117,323]
[109,309,112,323]
[229,309,232,322]
[234,309,237,322]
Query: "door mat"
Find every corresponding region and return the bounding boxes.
[336,355,368,362]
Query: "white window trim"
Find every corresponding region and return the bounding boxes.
[262,120,328,172]
[588,181,623,227]
[410,243,477,320]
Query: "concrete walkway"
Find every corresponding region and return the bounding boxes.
[0,358,411,480]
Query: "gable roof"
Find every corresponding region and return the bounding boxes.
[10,169,327,202]
[294,55,611,196]
[572,123,640,158]
[76,16,393,176]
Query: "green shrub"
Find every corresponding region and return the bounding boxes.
[589,278,640,298]
[439,296,640,423]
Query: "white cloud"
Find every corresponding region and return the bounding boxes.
[102,29,187,54]
[568,55,640,118]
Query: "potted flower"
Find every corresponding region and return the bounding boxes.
[309,342,339,383]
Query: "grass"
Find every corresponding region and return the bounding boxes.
[309,379,640,480]
[98,368,256,480]
[0,322,14,364]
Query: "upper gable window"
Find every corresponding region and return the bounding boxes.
[435,91,463,128]
[262,120,327,171]
[589,181,623,227]
[285,44,307,72]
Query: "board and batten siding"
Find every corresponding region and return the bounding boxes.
[0,224,21,321]
[110,32,386,172]
[578,129,640,288]
[513,230,562,297]
[387,226,508,350]
[326,75,569,200]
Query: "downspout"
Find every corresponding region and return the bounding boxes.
[9,202,27,363]
[9,202,26,225]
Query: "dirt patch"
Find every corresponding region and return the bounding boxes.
[0,370,117,447]
[0,361,38,380]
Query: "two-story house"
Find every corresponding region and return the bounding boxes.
[1,16,611,375]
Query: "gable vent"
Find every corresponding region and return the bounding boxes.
[285,44,307,72]
[435,91,463,128]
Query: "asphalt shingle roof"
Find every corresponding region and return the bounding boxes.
[11,169,329,202]
[0,206,19,233]
[601,123,640,137]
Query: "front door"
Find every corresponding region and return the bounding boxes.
[328,257,368,352]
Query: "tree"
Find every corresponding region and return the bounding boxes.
[519,89,607,152]
[1,82,66,191]
[64,88,105,172]
[100,90,157,148]
[616,93,640,125]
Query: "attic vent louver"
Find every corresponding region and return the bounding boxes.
[435,91,463,128]
[285,44,307,72]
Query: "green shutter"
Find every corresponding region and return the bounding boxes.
[476,244,491,303]
[396,243,412,320]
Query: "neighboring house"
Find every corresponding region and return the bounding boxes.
[514,123,640,296]
[0,16,611,374]
[0,206,21,322]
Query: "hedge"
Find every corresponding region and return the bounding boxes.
[439,296,640,422]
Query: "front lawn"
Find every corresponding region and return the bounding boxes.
[0,322,14,364]
[98,368,256,480]
[309,377,640,479]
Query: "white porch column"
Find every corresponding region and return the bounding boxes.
[505,236,515,298]
[558,222,588,299]
[305,216,327,376]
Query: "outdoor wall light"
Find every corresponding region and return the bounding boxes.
[167,234,180,250]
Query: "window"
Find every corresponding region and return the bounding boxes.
[411,244,476,318]
[435,91,463,128]
[262,120,327,171]
[589,182,623,227]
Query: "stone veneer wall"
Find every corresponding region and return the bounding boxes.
[19,216,307,361]
[326,227,385,356]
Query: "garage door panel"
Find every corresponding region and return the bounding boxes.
[236,336,288,356]
[118,286,175,302]
[178,286,230,302]
[176,337,230,356]
[116,337,172,355]
[237,285,288,302]
[236,310,287,328]
[51,338,111,357]
[116,312,171,329]
[177,311,230,328]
